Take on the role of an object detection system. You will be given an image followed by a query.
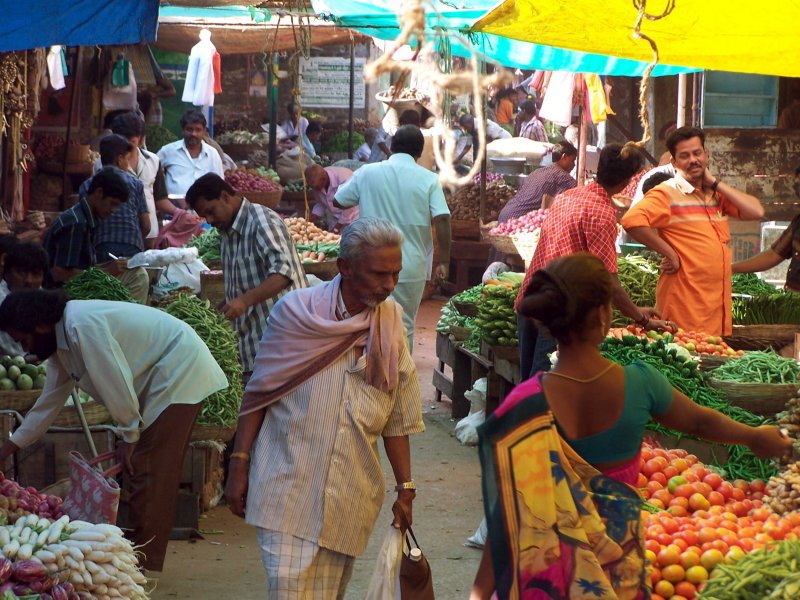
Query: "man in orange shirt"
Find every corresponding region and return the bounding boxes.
[621,127,764,336]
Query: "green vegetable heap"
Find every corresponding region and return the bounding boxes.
[613,254,659,326]
[284,179,313,193]
[0,355,45,391]
[697,539,800,599]
[732,292,800,325]
[295,242,340,258]
[711,350,800,384]
[322,131,365,154]
[732,273,779,296]
[473,276,523,347]
[64,268,135,303]
[600,336,775,481]
[187,228,222,264]
[162,294,243,427]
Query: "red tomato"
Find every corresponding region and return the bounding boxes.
[707,491,725,506]
[716,481,734,499]
[702,473,723,490]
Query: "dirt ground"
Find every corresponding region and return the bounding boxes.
[150,298,486,599]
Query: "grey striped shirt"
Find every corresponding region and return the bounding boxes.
[245,346,424,557]
[221,199,307,372]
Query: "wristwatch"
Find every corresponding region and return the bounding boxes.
[394,480,417,492]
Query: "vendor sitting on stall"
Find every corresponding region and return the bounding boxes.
[0,242,48,357]
[455,114,512,164]
[0,290,228,573]
[305,164,358,233]
[44,166,150,303]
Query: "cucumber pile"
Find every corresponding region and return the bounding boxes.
[0,356,45,392]
[473,282,520,347]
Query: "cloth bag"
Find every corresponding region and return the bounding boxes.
[62,451,122,525]
[365,526,403,600]
[399,527,434,600]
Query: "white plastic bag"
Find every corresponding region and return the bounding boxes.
[464,517,488,549]
[365,526,403,600]
[127,247,201,269]
[455,378,487,446]
[152,260,208,297]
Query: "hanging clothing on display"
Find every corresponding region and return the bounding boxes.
[539,70,576,127]
[103,54,137,111]
[182,29,217,107]
[46,46,67,91]
[585,74,615,123]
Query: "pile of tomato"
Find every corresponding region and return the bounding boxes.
[620,325,745,357]
[638,443,798,599]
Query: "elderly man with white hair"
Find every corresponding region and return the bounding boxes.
[225,217,424,599]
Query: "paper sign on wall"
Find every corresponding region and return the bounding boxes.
[299,57,366,109]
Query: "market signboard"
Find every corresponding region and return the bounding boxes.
[299,57,366,109]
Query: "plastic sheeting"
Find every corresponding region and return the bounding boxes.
[0,0,159,52]
[474,0,800,78]
[311,0,697,76]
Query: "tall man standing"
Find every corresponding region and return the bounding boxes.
[335,125,452,347]
[225,218,424,599]
[622,126,765,336]
[517,143,671,377]
[186,174,306,380]
[157,109,224,200]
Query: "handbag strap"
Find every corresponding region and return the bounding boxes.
[77,451,123,478]
[405,526,421,551]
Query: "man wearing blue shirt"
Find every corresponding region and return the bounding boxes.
[157,109,224,199]
[335,125,452,348]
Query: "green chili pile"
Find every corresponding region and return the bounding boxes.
[601,336,775,481]
[613,255,660,325]
[732,273,780,297]
[697,539,800,599]
[732,292,800,325]
[711,350,800,384]
[473,283,518,346]
[162,294,243,427]
[187,228,222,264]
[64,267,135,303]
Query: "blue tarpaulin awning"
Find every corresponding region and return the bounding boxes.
[0,0,159,52]
[310,0,698,76]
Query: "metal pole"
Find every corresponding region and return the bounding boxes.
[691,72,699,127]
[577,105,588,186]
[677,73,687,127]
[61,47,81,210]
[70,389,98,458]
[347,41,355,158]
[268,55,279,168]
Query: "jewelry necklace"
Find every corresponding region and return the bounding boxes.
[547,362,616,384]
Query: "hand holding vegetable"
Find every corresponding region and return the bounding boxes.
[748,425,794,460]
[116,440,136,476]
[225,462,249,518]
[219,296,249,321]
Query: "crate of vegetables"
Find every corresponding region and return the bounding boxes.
[225,168,283,208]
[707,350,800,415]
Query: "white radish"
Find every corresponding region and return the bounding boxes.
[69,571,84,586]
[18,526,32,544]
[17,543,33,560]
[47,520,65,544]
[64,555,81,571]
[25,514,39,528]
[67,545,84,562]
[69,529,106,543]
[34,549,57,563]
[0,528,10,547]
[4,539,20,558]
[35,529,50,548]
[63,539,93,554]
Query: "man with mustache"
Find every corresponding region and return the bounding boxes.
[622,126,764,336]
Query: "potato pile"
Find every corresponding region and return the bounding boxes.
[284,217,340,244]
[447,179,516,221]
[766,462,800,513]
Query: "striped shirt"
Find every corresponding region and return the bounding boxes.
[497,164,576,222]
[79,167,148,251]
[44,197,97,270]
[221,199,307,372]
[245,344,424,557]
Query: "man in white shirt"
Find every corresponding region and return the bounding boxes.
[157,109,224,199]
[0,292,228,572]
[455,114,512,163]
[354,128,376,162]
[335,125,452,347]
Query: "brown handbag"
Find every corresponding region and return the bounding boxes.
[399,527,434,599]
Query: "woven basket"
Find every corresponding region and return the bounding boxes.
[451,219,480,241]
[449,325,473,341]
[484,234,519,257]
[724,324,800,351]
[697,354,735,371]
[52,401,111,428]
[191,423,236,443]
[221,143,265,161]
[453,300,479,317]
[0,390,41,413]
[243,186,283,209]
[707,378,799,415]
[302,260,339,280]
[511,232,539,264]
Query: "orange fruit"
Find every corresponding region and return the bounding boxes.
[657,547,680,566]
[700,549,725,571]
[680,551,701,569]
[685,565,709,585]
[654,579,675,598]
[661,563,686,583]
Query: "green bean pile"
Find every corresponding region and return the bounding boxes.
[732,292,800,325]
[64,267,135,302]
[612,254,659,325]
[711,350,800,384]
[187,228,221,264]
[698,540,800,599]
[601,336,775,481]
[162,294,243,427]
[732,273,780,296]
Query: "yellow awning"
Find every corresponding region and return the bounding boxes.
[473,0,800,78]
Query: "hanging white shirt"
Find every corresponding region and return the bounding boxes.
[46,46,66,91]
[182,38,216,107]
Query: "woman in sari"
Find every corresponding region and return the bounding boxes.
[471,252,792,600]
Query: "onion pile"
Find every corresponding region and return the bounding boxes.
[489,209,547,236]
[0,474,64,524]
[224,168,281,193]
[471,172,505,186]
